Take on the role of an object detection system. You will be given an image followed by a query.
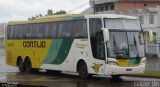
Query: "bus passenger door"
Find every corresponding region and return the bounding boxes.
[89,18,106,75]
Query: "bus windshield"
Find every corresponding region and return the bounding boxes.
[105,19,145,58]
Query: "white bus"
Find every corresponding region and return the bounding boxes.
[6,14,153,79]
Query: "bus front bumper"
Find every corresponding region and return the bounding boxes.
[105,64,145,75]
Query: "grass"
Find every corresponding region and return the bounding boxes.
[142,70,160,77]
[129,70,160,78]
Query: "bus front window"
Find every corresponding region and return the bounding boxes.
[105,19,145,58]
[107,32,129,58]
[107,31,145,58]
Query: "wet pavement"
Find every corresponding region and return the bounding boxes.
[0,49,160,87]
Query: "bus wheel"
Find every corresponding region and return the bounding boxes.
[78,61,89,79]
[17,58,25,72]
[24,58,32,73]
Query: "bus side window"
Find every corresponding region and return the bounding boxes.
[23,24,32,39]
[14,25,23,39]
[10,26,15,39]
[32,24,38,39]
[45,22,57,39]
[38,23,45,38]
[72,20,87,38]
[61,21,72,38]
[57,22,63,38]
[7,26,11,39]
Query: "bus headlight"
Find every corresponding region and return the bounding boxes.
[141,60,146,65]
[108,61,118,66]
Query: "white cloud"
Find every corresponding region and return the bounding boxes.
[0,0,90,23]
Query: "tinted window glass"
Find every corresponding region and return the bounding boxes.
[38,24,45,38]
[14,25,23,39]
[32,24,38,38]
[45,23,57,38]
[72,20,87,38]
[89,18,105,60]
[10,26,15,39]
[57,23,63,38]
[23,24,32,39]
[61,21,72,38]
[7,26,11,39]
[89,19,102,37]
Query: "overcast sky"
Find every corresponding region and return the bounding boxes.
[0,0,90,23]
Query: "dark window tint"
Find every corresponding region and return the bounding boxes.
[57,22,72,38]
[100,6,104,11]
[96,7,99,12]
[10,26,15,39]
[14,25,23,39]
[57,23,63,38]
[89,18,105,60]
[32,24,38,38]
[105,6,109,11]
[61,22,72,38]
[23,24,32,39]
[89,19,102,37]
[110,4,114,10]
[38,24,45,38]
[7,26,11,39]
[72,20,87,38]
[45,23,57,38]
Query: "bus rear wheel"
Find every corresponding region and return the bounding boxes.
[78,61,90,79]
[24,58,32,73]
[17,58,25,72]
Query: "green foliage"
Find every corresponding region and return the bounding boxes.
[143,70,160,77]
[46,9,54,16]
[54,10,67,15]
[28,9,67,20]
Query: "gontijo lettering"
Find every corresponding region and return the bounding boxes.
[23,41,46,48]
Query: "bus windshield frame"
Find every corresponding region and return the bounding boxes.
[104,18,145,59]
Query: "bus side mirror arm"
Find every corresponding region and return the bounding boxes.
[102,28,109,43]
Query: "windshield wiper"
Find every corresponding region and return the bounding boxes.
[134,35,139,58]
[113,35,116,47]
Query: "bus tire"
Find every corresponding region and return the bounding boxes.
[24,58,32,73]
[78,61,89,79]
[17,58,25,73]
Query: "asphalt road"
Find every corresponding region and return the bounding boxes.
[0,49,160,87]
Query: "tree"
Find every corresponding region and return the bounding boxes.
[39,14,43,17]
[28,9,67,20]
[46,9,54,16]
[54,10,66,15]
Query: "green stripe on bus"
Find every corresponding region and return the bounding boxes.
[44,39,73,65]
[51,39,73,64]
[44,39,63,64]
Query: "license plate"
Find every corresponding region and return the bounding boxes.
[126,68,132,71]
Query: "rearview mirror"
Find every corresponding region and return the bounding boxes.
[145,30,153,42]
[102,28,109,43]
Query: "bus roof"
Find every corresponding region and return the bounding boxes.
[8,14,84,25]
[8,14,137,25]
